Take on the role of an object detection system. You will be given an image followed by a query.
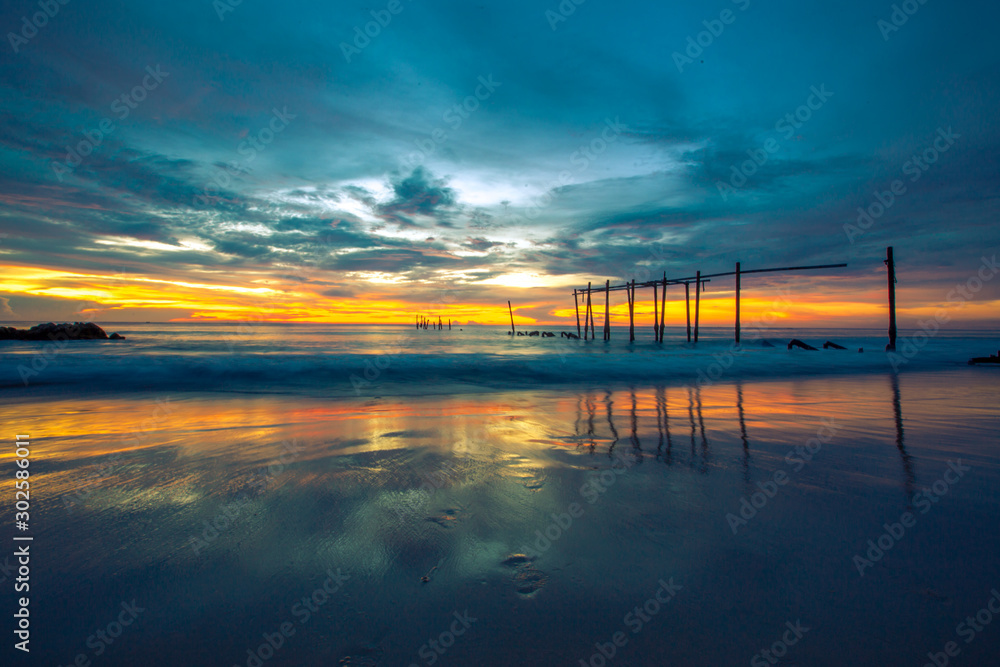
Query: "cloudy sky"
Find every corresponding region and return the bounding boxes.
[1,0,998,326]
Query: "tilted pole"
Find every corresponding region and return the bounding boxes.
[653,283,659,343]
[629,279,635,342]
[574,290,581,338]
[508,300,515,335]
[604,279,611,341]
[685,282,691,342]
[694,271,701,343]
[660,274,667,342]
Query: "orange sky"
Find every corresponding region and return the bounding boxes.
[2,262,997,328]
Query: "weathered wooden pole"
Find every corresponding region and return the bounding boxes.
[735,261,741,345]
[449,319,451,330]
[660,274,667,342]
[604,279,611,341]
[628,279,635,342]
[585,283,593,340]
[508,300,515,335]
[653,283,659,342]
[694,271,701,343]
[886,246,897,351]
[574,290,581,338]
[685,282,691,342]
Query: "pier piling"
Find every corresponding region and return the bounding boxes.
[885,246,897,351]
[694,271,701,343]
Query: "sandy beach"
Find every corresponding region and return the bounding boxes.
[4,353,998,665]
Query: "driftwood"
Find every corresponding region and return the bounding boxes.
[823,341,847,350]
[787,339,818,351]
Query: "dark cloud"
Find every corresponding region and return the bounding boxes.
[376,168,457,226]
[0,0,997,322]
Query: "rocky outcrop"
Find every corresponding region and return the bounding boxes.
[969,352,1000,365]
[0,322,125,341]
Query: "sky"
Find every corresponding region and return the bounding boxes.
[0,0,998,327]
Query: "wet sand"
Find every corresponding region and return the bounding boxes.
[2,368,999,665]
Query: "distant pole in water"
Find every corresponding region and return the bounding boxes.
[693,271,701,343]
[438,316,442,330]
[416,315,419,330]
[685,282,691,342]
[585,283,593,340]
[573,290,581,338]
[448,319,451,330]
[508,300,515,336]
[885,246,897,351]
[604,279,611,341]
[735,261,741,345]
[628,279,635,342]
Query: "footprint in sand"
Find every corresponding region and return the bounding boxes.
[502,553,547,597]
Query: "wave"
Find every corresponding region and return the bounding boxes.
[0,336,984,397]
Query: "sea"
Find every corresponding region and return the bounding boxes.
[0,322,998,666]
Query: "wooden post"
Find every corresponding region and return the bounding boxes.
[574,290,581,338]
[653,283,659,342]
[585,283,593,340]
[685,282,691,342]
[449,319,451,330]
[660,274,667,342]
[694,271,701,343]
[508,300,515,335]
[629,279,635,342]
[604,279,611,341]
[735,261,741,345]
[886,246,897,351]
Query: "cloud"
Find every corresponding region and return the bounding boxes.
[376,167,457,226]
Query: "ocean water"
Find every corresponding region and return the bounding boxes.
[0,323,998,666]
[0,322,995,396]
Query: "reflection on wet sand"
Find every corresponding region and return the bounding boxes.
[892,372,916,501]
[2,370,998,666]
[565,377,918,493]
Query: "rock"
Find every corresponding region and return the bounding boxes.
[969,353,1000,365]
[109,332,126,340]
[787,339,818,351]
[823,341,847,350]
[528,331,540,337]
[0,322,114,341]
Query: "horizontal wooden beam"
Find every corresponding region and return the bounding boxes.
[571,263,847,294]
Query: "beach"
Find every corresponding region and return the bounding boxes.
[2,324,999,665]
